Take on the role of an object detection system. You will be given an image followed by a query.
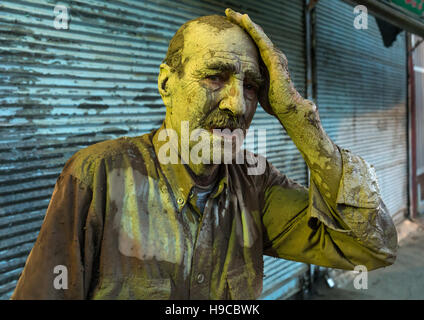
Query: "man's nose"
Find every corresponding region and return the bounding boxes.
[218,79,246,116]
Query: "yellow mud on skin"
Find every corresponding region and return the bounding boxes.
[158,17,261,183]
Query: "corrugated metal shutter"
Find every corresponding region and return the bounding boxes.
[0,0,308,299]
[315,0,408,223]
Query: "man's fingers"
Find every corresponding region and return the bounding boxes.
[226,9,276,68]
[225,8,242,24]
[226,9,271,49]
[240,14,275,65]
[241,14,273,48]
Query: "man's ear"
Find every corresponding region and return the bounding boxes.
[158,63,172,104]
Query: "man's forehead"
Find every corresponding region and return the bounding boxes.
[183,22,258,58]
[203,50,258,65]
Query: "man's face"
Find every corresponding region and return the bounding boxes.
[164,22,263,162]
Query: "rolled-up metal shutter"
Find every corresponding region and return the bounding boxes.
[0,0,308,299]
[315,0,408,223]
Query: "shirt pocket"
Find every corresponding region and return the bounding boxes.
[93,277,172,300]
[226,262,263,300]
[129,278,172,300]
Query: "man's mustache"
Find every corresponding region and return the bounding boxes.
[200,110,246,131]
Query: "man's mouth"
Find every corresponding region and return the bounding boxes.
[209,125,237,131]
[208,126,245,140]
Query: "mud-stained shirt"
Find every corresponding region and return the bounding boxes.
[11,127,398,300]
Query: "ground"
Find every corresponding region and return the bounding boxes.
[306,217,424,300]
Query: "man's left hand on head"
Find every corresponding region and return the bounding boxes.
[225,8,307,118]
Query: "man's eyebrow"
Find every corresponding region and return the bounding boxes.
[203,61,264,86]
[203,61,237,73]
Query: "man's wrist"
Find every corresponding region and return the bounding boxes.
[273,98,343,203]
[308,143,343,203]
[274,99,326,152]
[273,98,317,121]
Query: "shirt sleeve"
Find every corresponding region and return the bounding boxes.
[261,147,398,271]
[11,172,103,299]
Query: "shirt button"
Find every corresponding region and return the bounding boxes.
[196,273,205,284]
[177,197,184,205]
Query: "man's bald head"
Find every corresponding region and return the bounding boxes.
[164,15,245,77]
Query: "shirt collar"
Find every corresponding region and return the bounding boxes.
[152,123,228,212]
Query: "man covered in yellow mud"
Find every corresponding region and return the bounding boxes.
[12,9,397,300]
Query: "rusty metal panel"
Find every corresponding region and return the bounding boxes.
[0,0,308,299]
[412,36,424,215]
[315,0,408,222]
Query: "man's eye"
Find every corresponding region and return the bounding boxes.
[207,75,222,82]
[244,83,257,91]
